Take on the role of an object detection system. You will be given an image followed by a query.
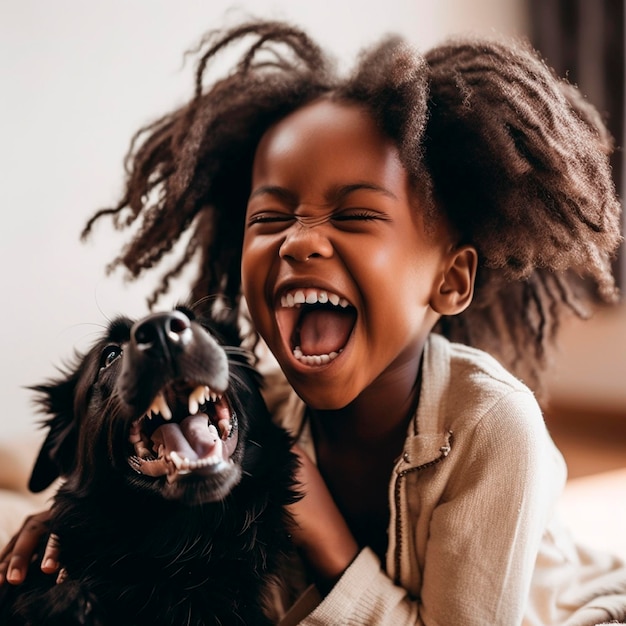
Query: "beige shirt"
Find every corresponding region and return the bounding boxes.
[262,333,626,625]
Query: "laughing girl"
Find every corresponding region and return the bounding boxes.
[3,20,626,625]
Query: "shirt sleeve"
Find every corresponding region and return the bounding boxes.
[292,548,423,626]
[291,390,563,625]
[419,390,563,624]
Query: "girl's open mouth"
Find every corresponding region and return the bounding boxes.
[276,288,357,366]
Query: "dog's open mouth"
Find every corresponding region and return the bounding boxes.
[127,384,238,483]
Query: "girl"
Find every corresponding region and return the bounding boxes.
[2,20,626,625]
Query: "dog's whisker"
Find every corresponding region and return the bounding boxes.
[227,360,258,374]
[228,370,260,392]
[224,345,254,355]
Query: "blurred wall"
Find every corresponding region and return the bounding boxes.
[1,0,530,438]
[546,305,626,412]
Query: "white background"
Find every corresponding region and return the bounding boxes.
[1,0,529,438]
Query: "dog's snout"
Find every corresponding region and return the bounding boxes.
[132,310,192,356]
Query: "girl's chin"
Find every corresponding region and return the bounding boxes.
[289,383,357,411]
[281,361,363,410]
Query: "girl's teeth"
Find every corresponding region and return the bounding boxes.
[280,289,349,308]
[293,346,341,365]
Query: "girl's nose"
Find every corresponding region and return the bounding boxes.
[279,222,333,262]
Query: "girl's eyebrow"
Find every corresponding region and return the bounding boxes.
[248,182,398,204]
[328,182,398,202]
[248,185,298,205]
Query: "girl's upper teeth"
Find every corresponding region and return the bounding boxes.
[281,289,349,308]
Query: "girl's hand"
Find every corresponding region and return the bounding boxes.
[288,445,359,590]
[0,509,59,585]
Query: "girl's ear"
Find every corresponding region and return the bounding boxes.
[430,245,478,316]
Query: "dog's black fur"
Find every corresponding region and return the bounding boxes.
[0,305,299,625]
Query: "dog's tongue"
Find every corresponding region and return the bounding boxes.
[151,414,217,462]
[298,308,355,355]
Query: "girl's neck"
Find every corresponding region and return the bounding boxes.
[307,352,424,559]
[309,352,423,447]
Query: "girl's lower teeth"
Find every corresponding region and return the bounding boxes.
[293,346,341,365]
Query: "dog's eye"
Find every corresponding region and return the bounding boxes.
[100,345,122,369]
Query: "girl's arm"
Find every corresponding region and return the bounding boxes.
[285,391,561,625]
[0,510,59,585]
[286,447,424,625]
[287,446,359,589]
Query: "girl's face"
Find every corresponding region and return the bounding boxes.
[242,99,456,410]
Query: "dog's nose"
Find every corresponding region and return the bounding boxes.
[131,310,192,357]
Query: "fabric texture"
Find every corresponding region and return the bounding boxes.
[265,333,626,626]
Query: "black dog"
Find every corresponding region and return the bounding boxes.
[0,306,299,625]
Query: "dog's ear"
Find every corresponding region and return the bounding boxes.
[28,373,80,493]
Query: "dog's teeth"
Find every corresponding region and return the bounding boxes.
[148,398,159,416]
[133,441,153,459]
[217,418,232,439]
[169,450,184,469]
[148,393,168,419]
[196,455,221,467]
[151,392,171,420]
[169,451,191,474]
[188,385,207,415]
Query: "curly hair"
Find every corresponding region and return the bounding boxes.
[81,19,622,396]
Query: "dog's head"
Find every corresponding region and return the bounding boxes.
[29,305,261,505]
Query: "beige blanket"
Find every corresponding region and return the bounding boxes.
[0,435,55,549]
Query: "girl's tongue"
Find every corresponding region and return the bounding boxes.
[297,307,356,355]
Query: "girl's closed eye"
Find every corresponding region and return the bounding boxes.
[331,208,391,231]
[247,212,296,228]
[332,209,389,222]
[247,209,389,231]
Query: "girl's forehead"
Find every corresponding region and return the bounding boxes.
[252,99,405,186]
[258,99,385,151]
